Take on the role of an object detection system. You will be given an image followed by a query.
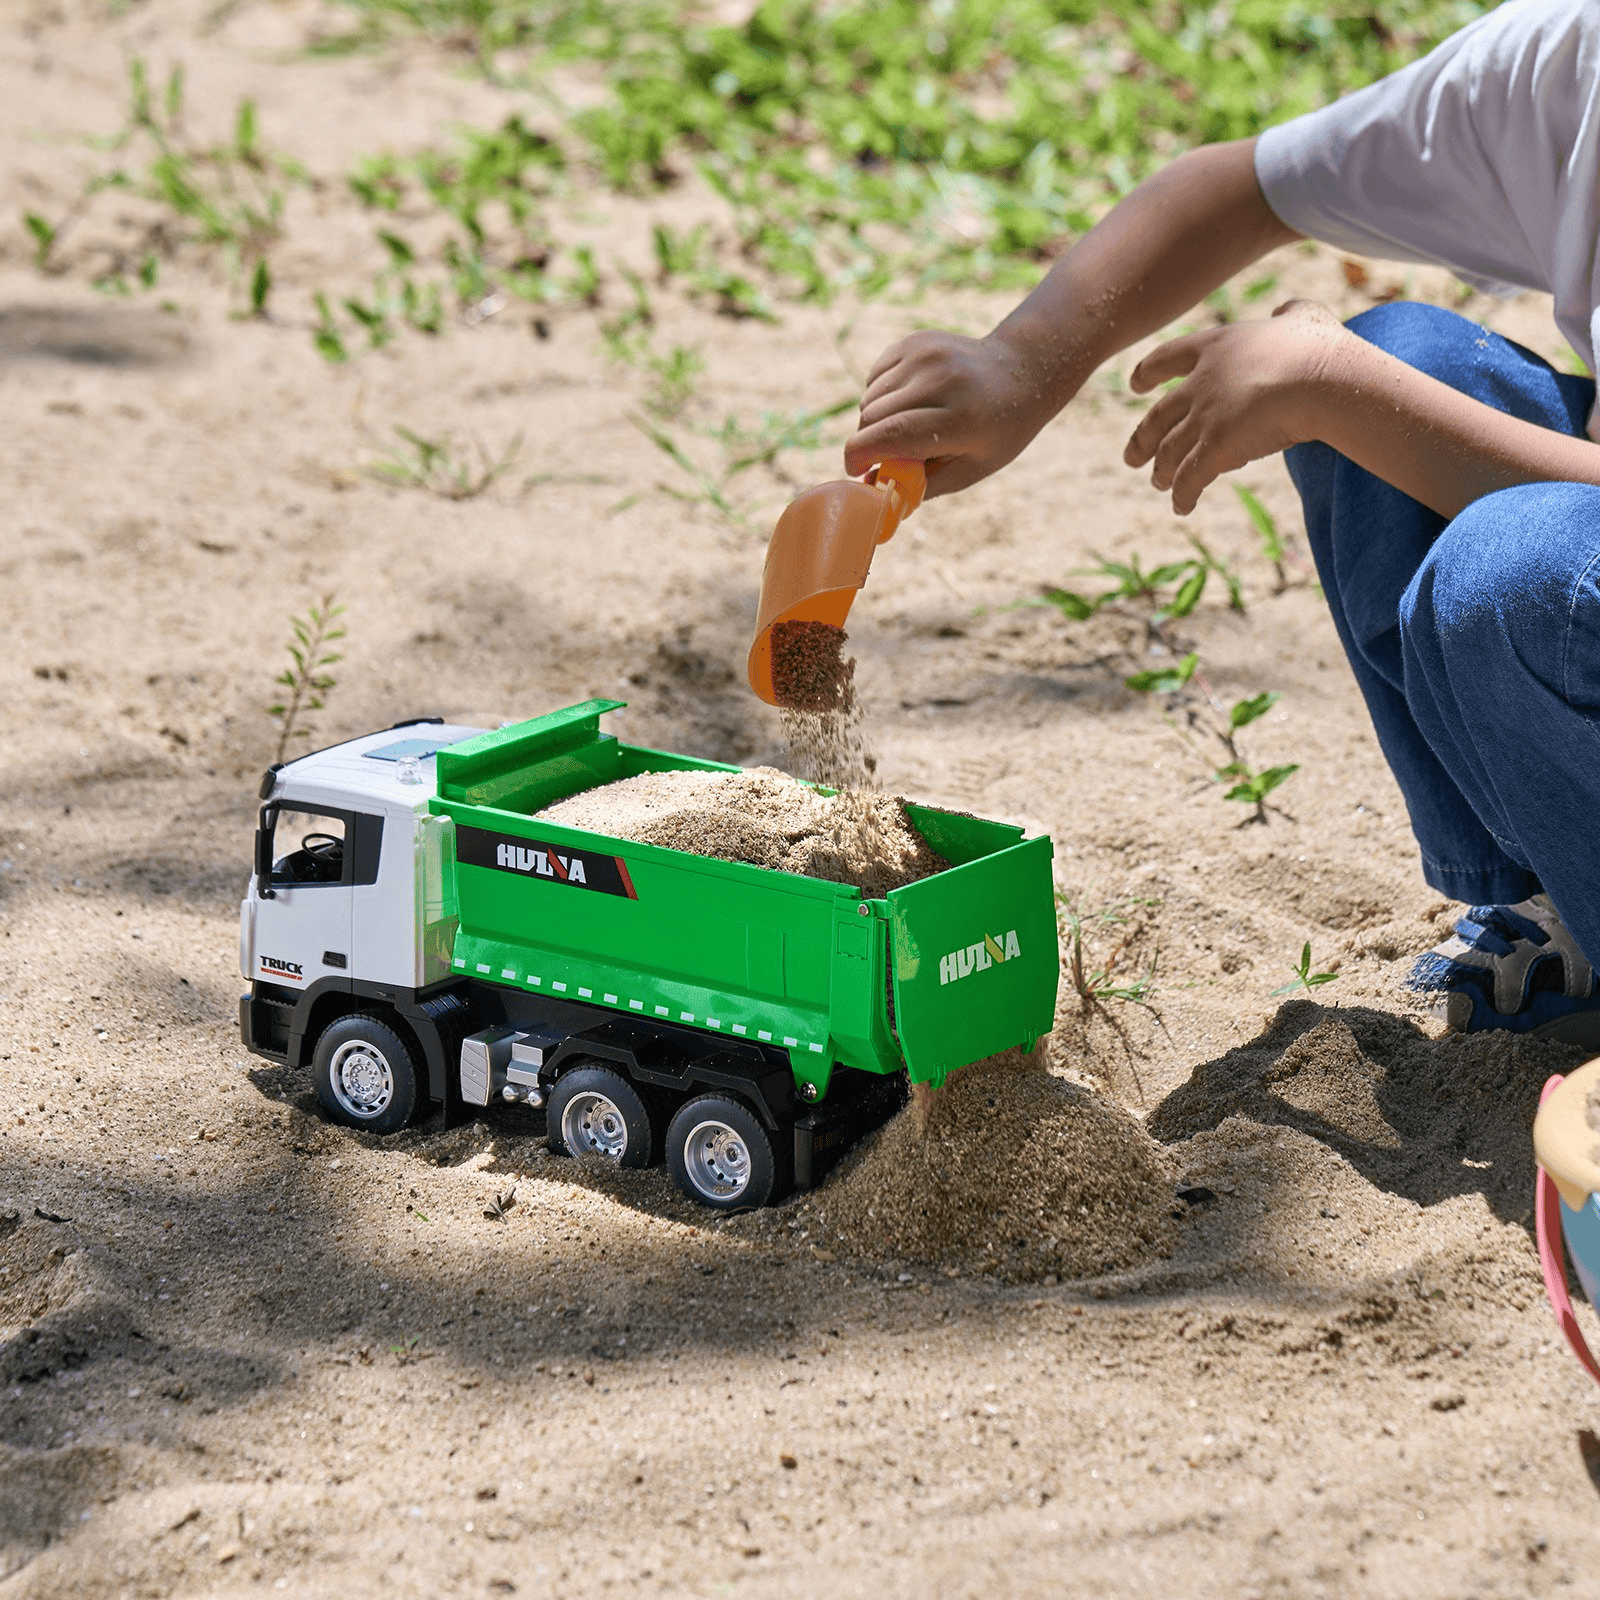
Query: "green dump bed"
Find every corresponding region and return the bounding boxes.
[429,701,1058,1092]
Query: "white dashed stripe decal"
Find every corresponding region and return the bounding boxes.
[474,965,827,1057]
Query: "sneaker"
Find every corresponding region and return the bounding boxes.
[1407,893,1600,1047]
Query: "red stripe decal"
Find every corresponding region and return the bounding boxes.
[615,856,638,900]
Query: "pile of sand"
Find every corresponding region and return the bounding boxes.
[799,1049,1179,1282]
[540,766,949,897]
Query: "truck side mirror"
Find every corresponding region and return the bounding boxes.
[255,806,277,899]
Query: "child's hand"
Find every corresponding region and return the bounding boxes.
[1123,300,1350,513]
[844,329,1058,498]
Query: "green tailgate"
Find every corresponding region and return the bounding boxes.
[887,808,1058,1088]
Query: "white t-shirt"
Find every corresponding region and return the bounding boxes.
[1254,0,1600,433]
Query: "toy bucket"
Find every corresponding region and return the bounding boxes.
[1533,1060,1600,1384]
[746,458,924,706]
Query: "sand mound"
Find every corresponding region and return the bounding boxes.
[540,766,949,896]
[1148,1001,1584,1216]
[800,1049,1178,1282]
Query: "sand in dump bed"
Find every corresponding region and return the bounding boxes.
[540,766,949,896]
[800,1048,1179,1282]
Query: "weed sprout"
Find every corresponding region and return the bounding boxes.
[1057,889,1162,1014]
[1272,942,1341,997]
[26,59,304,309]
[364,427,524,500]
[267,596,346,764]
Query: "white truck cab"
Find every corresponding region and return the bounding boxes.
[239,719,485,1097]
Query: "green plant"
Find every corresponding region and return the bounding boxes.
[1272,941,1341,997]
[23,213,55,270]
[628,413,744,527]
[1232,483,1319,595]
[1215,757,1301,818]
[312,292,349,362]
[710,397,856,480]
[36,60,306,310]
[267,595,346,764]
[643,342,705,419]
[1030,539,1241,636]
[1126,658,1295,822]
[364,426,524,499]
[1124,651,1198,696]
[627,396,855,527]
[1057,888,1162,1012]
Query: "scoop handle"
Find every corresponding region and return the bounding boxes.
[865,457,927,541]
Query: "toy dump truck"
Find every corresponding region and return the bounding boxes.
[239,700,1058,1209]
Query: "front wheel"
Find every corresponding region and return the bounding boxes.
[312,1013,423,1135]
[666,1094,788,1211]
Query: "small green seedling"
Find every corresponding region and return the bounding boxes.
[40,60,308,312]
[627,397,853,528]
[1217,760,1300,821]
[1234,483,1320,595]
[248,257,270,317]
[1234,483,1287,591]
[643,343,704,419]
[267,595,346,764]
[1030,540,1240,637]
[628,414,745,528]
[23,213,55,270]
[365,426,523,500]
[1126,653,1296,821]
[1273,941,1340,997]
[1124,652,1198,696]
[312,292,348,362]
[1057,888,1162,1013]
[712,397,856,480]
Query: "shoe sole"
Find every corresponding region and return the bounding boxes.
[1531,1014,1600,1051]
[1430,991,1600,1051]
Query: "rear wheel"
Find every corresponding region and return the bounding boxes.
[547,1064,654,1167]
[312,1013,422,1135]
[666,1094,788,1211]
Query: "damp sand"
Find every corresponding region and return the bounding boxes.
[539,765,949,897]
[769,619,876,794]
[769,618,854,714]
[798,1047,1179,1283]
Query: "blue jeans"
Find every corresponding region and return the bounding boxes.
[1284,302,1600,961]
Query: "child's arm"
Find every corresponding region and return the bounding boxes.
[843,137,1299,497]
[1123,301,1600,518]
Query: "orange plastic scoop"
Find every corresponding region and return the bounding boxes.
[747,458,926,705]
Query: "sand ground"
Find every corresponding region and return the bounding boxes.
[7,4,1600,1596]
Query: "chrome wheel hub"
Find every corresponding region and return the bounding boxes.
[562,1091,629,1160]
[682,1119,750,1201]
[329,1040,394,1118]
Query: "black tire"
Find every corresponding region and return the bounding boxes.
[666,1093,789,1211]
[547,1064,654,1167]
[312,1012,423,1135]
